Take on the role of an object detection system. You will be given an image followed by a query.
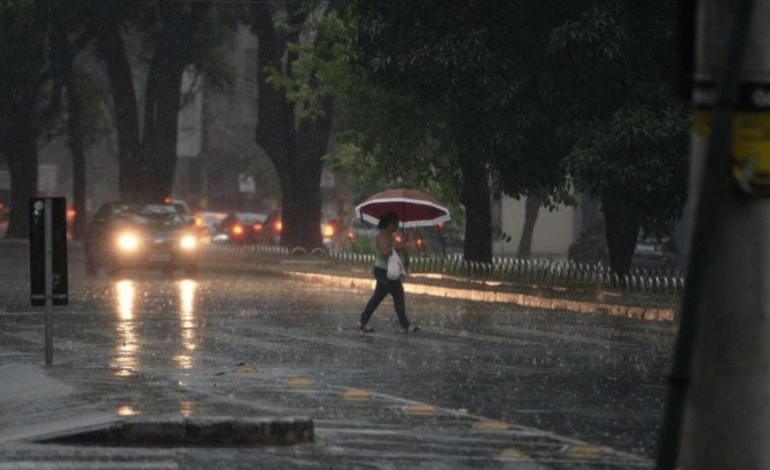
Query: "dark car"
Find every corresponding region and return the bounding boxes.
[322,217,345,248]
[84,202,200,277]
[211,212,267,245]
[631,236,678,272]
[253,210,283,245]
[251,212,341,247]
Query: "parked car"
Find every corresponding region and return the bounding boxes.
[211,212,267,245]
[569,219,678,272]
[341,218,447,256]
[253,211,283,245]
[322,217,345,248]
[84,202,200,277]
[631,236,677,272]
[345,218,379,244]
[395,227,439,256]
[193,211,228,241]
[249,211,342,247]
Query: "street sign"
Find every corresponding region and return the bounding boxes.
[30,198,68,306]
[238,174,256,193]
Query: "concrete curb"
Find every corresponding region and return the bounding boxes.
[285,271,677,322]
[0,365,313,448]
[37,416,314,448]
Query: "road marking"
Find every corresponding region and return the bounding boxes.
[0,462,178,470]
[286,377,315,388]
[340,389,372,399]
[473,419,511,431]
[403,404,436,415]
[474,420,510,431]
[565,444,603,457]
[499,448,530,459]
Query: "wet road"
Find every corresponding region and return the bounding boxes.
[0,241,676,469]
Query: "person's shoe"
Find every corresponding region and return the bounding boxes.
[404,324,419,333]
[357,322,374,333]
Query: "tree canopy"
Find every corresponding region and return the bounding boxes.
[327,0,689,273]
[551,0,690,274]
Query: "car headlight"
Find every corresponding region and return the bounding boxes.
[118,234,139,250]
[180,236,196,249]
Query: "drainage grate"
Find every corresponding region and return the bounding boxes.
[35,416,313,448]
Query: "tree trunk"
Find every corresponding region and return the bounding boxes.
[95,27,144,202]
[57,17,88,241]
[143,41,186,202]
[603,200,639,276]
[3,112,37,239]
[95,2,203,203]
[253,3,332,250]
[517,196,541,259]
[451,98,492,263]
[458,150,492,263]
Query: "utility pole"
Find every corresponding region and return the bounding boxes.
[663,0,770,468]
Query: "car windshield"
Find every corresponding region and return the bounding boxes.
[115,204,186,228]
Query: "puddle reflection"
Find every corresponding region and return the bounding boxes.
[180,400,194,417]
[113,280,138,377]
[111,279,200,375]
[174,280,198,369]
[116,405,141,416]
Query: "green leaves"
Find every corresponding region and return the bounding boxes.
[566,91,690,235]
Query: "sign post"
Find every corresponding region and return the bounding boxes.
[29,197,68,366]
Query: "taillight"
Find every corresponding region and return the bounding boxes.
[347,230,355,240]
[273,221,282,234]
[253,222,263,232]
[232,224,243,235]
[195,217,203,226]
[323,224,335,237]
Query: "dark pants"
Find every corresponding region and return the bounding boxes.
[359,267,410,329]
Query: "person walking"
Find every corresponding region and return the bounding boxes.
[357,211,418,333]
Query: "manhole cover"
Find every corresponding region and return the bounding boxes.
[35,416,313,448]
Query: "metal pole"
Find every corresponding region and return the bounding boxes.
[671,0,770,468]
[44,199,53,366]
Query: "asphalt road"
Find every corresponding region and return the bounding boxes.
[0,241,676,469]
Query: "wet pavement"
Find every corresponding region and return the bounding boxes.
[0,240,676,469]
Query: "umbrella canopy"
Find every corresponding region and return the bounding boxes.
[354,188,451,228]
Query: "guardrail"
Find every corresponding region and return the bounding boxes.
[205,243,686,296]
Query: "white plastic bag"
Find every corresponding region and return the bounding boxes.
[386,250,408,281]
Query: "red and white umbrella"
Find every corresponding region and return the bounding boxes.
[354,188,451,228]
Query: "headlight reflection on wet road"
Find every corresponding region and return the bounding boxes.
[113,279,200,375]
[174,279,198,370]
[114,280,138,377]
